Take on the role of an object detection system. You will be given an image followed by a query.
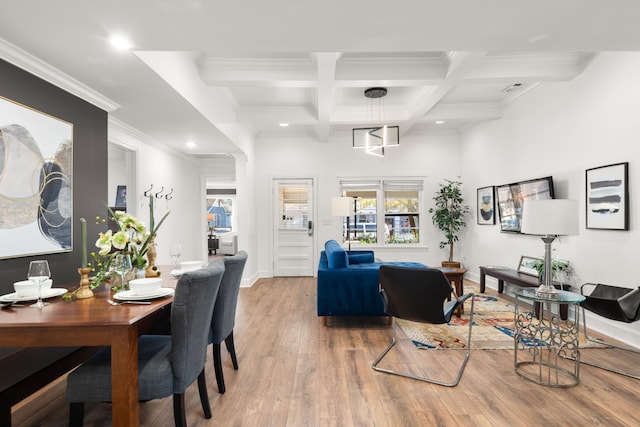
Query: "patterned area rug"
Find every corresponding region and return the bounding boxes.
[396,286,600,350]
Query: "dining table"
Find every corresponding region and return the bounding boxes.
[0,266,177,427]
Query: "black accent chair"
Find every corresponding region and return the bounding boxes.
[66,261,225,427]
[580,283,640,380]
[372,265,475,387]
[208,251,248,394]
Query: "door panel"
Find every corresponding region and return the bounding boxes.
[273,179,314,276]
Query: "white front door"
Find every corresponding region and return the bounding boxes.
[273,178,315,276]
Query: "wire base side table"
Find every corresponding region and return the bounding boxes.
[514,288,586,388]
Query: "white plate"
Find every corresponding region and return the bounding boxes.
[170,269,183,277]
[0,288,67,302]
[113,287,175,301]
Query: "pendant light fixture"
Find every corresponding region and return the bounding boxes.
[352,87,399,157]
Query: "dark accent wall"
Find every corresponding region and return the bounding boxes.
[0,59,108,294]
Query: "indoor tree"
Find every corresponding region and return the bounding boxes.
[428,179,470,263]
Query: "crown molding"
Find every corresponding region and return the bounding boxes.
[0,37,120,112]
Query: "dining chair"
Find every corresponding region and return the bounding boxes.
[208,250,248,394]
[66,260,225,427]
[372,265,475,387]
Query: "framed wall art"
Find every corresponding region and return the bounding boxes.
[586,162,629,230]
[517,255,541,277]
[115,185,127,208]
[0,95,73,259]
[477,186,495,225]
[496,176,554,233]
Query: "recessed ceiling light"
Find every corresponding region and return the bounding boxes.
[279,123,289,127]
[435,120,445,124]
[185,141,197,149]
[109,35,133,50]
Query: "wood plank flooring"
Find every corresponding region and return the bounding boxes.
[11,277,640,427]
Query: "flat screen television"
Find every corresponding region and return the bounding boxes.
[496,176,554,233]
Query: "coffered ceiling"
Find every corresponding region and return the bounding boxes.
[1,1,640,156]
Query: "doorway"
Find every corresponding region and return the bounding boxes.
[273,178,315,276]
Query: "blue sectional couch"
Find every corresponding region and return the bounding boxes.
[317,240,426,325]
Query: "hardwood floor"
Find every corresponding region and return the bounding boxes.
[12,277,640,427]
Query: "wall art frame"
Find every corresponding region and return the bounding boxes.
[517,255,542,277]
[0,95,73,259]
[477,186,495,225]
[585,162,629,230]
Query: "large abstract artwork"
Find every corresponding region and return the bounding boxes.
[0,96,73,258]
[586,162,629,230]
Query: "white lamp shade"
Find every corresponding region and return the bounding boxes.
[521,199,579,236]
[332,197,353,216]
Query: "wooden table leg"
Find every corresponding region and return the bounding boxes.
[111,327,139,427]
[480,271,486,293]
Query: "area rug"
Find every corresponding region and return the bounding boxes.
[396,286,601,350]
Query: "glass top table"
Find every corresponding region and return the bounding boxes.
[513,288,585,304]
[513,288,585,388]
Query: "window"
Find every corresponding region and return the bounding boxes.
[339,179,423,246]
[207,196,235,234]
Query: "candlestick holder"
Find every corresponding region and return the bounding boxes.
[145,236,161,278]
[76,267,94,299]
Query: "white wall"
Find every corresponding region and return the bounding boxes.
[109,123,207,267]
[253,130,464,278]
[461,52,640,347]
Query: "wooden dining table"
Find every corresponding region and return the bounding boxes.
[0,266,177,427]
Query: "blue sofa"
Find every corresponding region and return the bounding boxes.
[317,240,426,325]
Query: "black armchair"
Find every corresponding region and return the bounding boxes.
[372,265,475,387]
[580,283,640,379]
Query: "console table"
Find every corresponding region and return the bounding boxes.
[479,266,570,319]
[513,288,585,388]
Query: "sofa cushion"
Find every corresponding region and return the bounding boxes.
[347,251,375,264]
[324,240,348,269]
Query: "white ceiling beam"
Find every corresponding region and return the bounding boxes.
[313,52,341,142]
[237,106,317,125]
[199,56,317,85]
[402,52,487,134]
[420,103,503,121]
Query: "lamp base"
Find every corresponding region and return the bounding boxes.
[535,284,559,298]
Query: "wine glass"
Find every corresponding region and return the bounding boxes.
[169,244,182,270]
[113,254,132,292]
[28,260,51,309]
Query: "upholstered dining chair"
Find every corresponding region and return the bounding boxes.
[372,265,475,387]
[66,261,225,427]
[208,250,248,394]
[580,283,640,379]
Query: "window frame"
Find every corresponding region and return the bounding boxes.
[338,178,424,247]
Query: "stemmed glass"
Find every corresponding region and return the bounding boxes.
[113,254,132,292]
[28,260,51,309]
[170,244,182,270]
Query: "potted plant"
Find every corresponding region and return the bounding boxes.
[531,259,572,286]
[428,179,470,267]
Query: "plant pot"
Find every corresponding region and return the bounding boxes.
[441,261,461,268]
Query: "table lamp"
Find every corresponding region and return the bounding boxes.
[521,199,578,297]
[332,196,354,250]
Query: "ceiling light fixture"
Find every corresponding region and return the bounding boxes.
[435,120,445,124]
[185,141,197,149]
[279,123,289,127]
[109,35,133,51]
[352,87,399,157]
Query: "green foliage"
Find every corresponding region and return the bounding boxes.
[428,179,470,262]
[530,259,571,279]
[357,235,377,244]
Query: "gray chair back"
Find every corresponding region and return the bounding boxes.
[209,251,248,344]
[172,260,224,392]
